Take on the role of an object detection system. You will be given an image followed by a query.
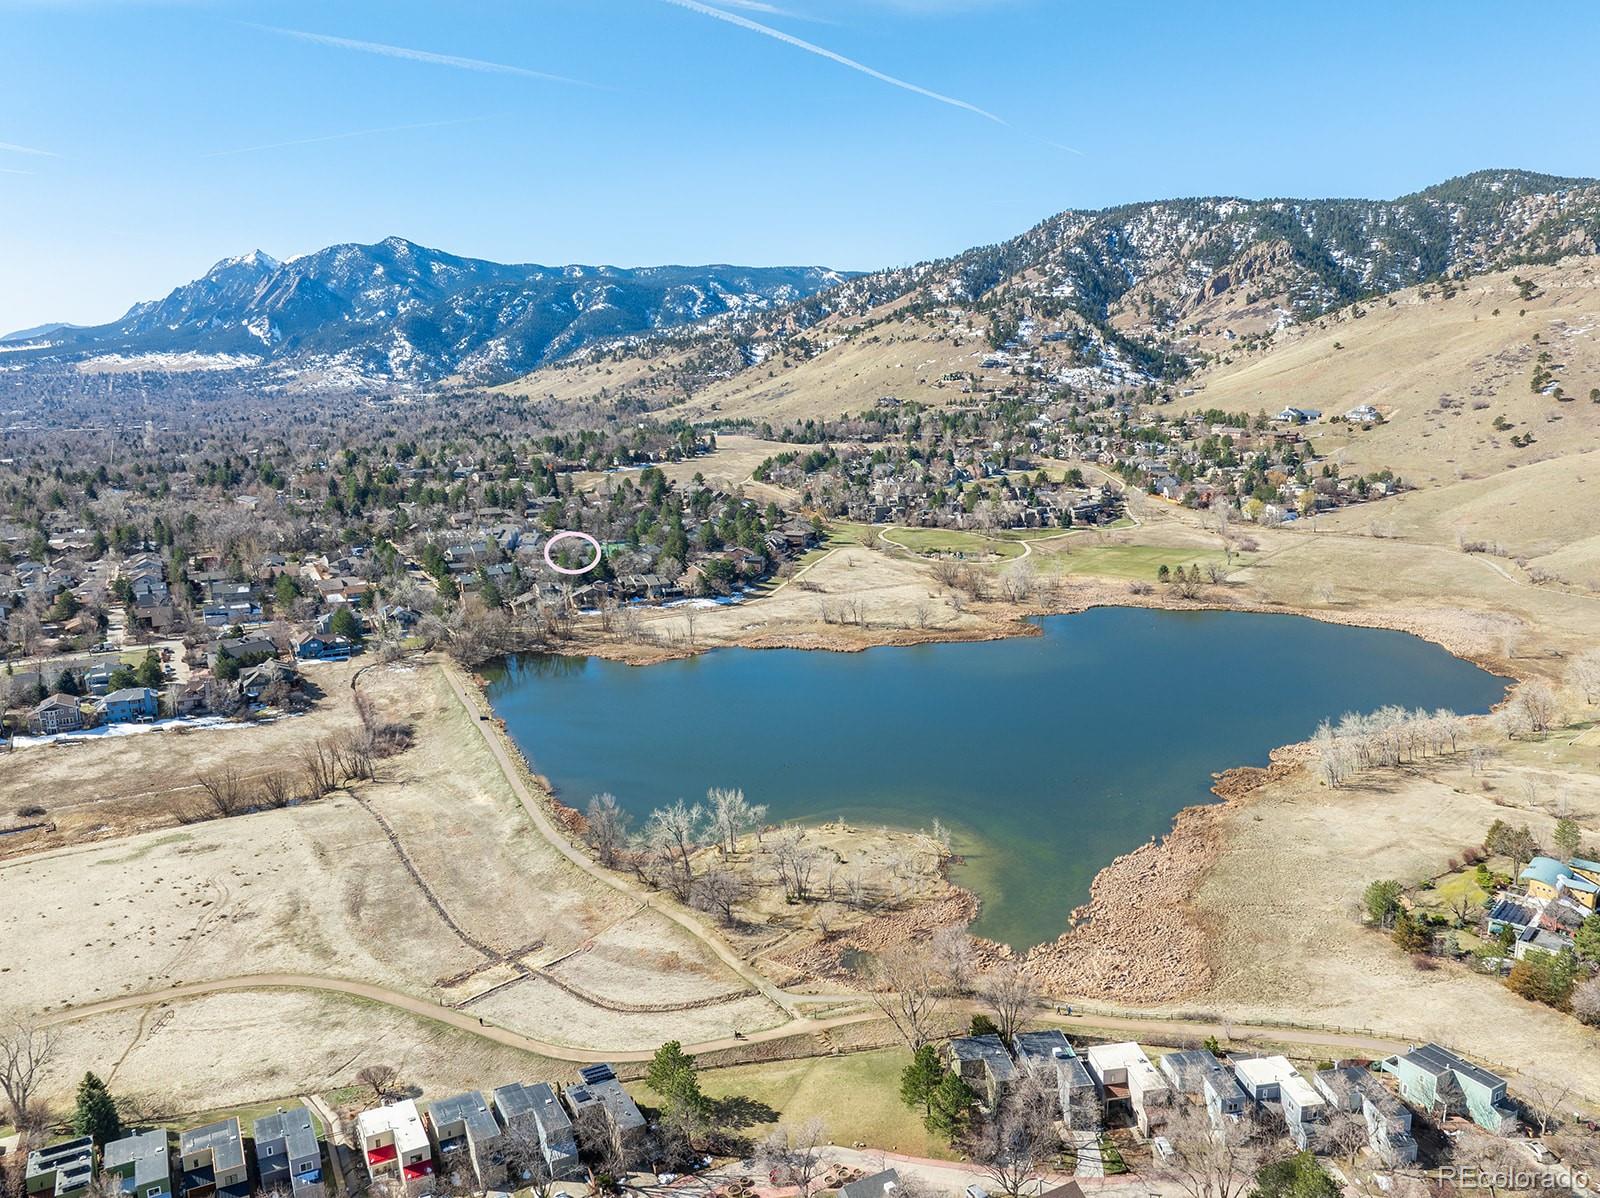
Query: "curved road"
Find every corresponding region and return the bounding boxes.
[36,971,1417,1067]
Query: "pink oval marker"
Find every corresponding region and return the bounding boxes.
[543,530,602,576]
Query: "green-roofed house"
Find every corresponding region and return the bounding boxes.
[1520,855,1600,912]
[1385,1044,1515,1131]
[103,1130,172,1198]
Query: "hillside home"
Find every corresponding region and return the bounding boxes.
[948,1034,1018,1113]
[210,636,277,669]
[1012,1030,1098,1128]
[1386,1043,1514,1131]
[425,1092,503,1189]
[356,1099,434,1186]
[252,1107,324,1198]
[1084,1042,1171,1136]
[492,1081,581,1181]
[25,1138,95,1198]
[27,694,84,735]
[1234,1057,1327,1149]
[103,1130,173,1198]
[1159,1049,1248,1128]
[237,660,297,703]
[1520,856,1600,911]
[563,1064,646,1160]
[97,687,159,724]
[178,1118,248,1198]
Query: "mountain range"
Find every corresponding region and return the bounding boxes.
[3,238,849,382]
[9,171,1599,390]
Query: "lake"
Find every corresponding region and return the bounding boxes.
[482,608,1509,949]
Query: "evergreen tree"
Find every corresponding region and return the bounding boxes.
[646,1040,708,1117]
[73,1072,121,1147]
[899,1045,945,1116]
[1252,1153,1340,1198]
[135,651,163,689]
[924,1072,976,1141]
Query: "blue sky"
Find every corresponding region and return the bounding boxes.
[2,0,1597,332]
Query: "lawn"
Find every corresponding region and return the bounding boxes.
[155,1096,325,1135]
[1033,543,1232,581]
[883,527,1028,560]
[632,1047,943,1156]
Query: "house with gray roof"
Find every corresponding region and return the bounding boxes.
[1160,1048,1248,1128]
[178,1118,248,1198]
[947,1034,1016,1113]
[425,1092,503,1189]
[97,687,159,724]
[252,1107,323,1198]
[25,1137,95,1198]
[1012,1030,1098,1128]
[563,1064,645,1161]
[492,1081,581,1181]
[1315,1067,1417,1165]
[103,1130,172,1198]
[838,1170,900,1198]
[1384,1044,1514,1132]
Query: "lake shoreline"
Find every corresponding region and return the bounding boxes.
[475,586,1521,1003]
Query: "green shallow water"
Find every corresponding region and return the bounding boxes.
[482,607,1509,949]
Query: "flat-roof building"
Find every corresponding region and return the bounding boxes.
[492,1082,581,1181]
[26,1138,95,1198]
[356,1100,434,1186]
[563,1064,646,1161]
[178,1119,248,1198]
[252,1108,324,1198]
[1012,1030,1098,1128]
[1160,1049,1248,1127]
[1084,1043,1171,1136]
[103,1130,172,1198]
[425,1092,502,1189]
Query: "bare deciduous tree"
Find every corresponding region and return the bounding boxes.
[1149,1103,1273,1198]
[708,787,766,857]
[644,799,705,900]
[867,941,947,1050]
[584,793,631,866]
[754,1119,829,1198]
[196,765,249,817]
[772,828,822,902]
[976,959,1039,1044]
[0,1021,57,1129]
[1571,649,1600,707]
[355,1063,401,1104]
[973,1071,1060,1198]
[691,865,750,926]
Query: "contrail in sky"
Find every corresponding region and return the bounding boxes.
[0,140,57,157]
[202,116,494,159]
[657,0,1004,124]
[253,25,597,88]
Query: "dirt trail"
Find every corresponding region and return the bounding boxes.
[37,971,1422,1067]
[438,660,795,1017]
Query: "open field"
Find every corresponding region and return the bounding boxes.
[1194,720,1600,1102]
[37,989,563,1114]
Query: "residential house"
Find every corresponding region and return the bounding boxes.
[27,694,84,735]
[838,1171,900,1198]
[169,680,209,717]
[210,636,278,669]
[1276,407,1322,424]
[178,1118,249,1198]
[1012,1030,1098,1128]
[103,1130,173,1198]
[1084,1043,1171,1136]
[1159,1049,1248,1128]
[252,1107,324,1198]
[25,1138,95,1198]
[1386,1044,1514,1131]
[1233,1057,1327,1150]
[947,1034,1017,1113]
[425,1092,503,1189]
[84,662,117,696]
[1314,1067,1417,1165]
[237,660,297,704]
[562,1064,646,1161]
[356,1099,434,1187]
[1520,856,1600,912]
[97,687,159,725]
[492,1082,581,1182]
[294,635,355,662]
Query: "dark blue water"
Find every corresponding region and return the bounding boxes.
[483,608,1509,948]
